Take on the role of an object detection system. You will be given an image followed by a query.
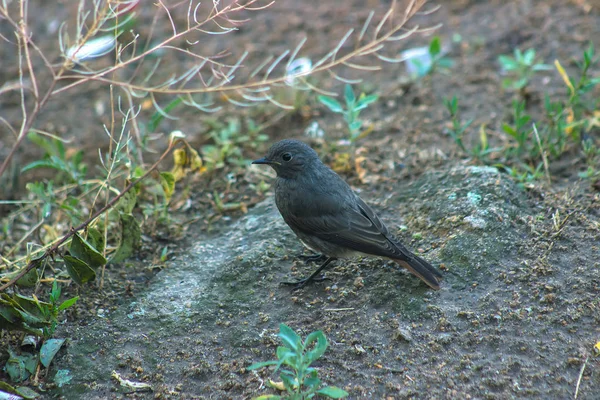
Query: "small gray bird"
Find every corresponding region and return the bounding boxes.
[252,139,442,290]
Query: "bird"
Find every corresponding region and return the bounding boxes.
[252,139,442,290]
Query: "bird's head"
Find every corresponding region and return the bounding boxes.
[252,139,320,179]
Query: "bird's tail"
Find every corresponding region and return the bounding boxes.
[392,255,442,290]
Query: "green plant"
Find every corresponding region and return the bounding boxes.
[248,323,348,400]
[202,118,269,170]
[579,139,600,180]
[555,42,600,140]
[21,132,88,186]
[499,162,545,185]
[498,48,552,92]
[0,280,79,338]
[444,96,500,160]
[538,95,569,158]
[502,100,533,157]
[411,36,453,77]
[318,84,378,142]
[444,95,472,154]
[0,281,77,395]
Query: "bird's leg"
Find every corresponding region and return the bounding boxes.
[281,257,336,290]
[296,253,328,264]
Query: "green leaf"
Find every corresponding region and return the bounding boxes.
[523,48,536,65]
[317,386,349,398]
[118,189,137,214]
[148,97,183,132]
[159,172,175,203]
[517,115,531,126]
[86,227,105,255]
[513,77,528,90]
[5,350,38,383]
[63,255,96,285]
[1,267,39,288]
[51,283,61,305]
[12,294,51,324]
[354,95,378,112]
[532,63,553,71]
[279,372,297,391]
[429,36,441,57]
[0,294,49,334]
[318,96,344,113]
[278,324,301,352]
[70,233,107,269]
[514,48,524,61]
[27,132,56,156]
[502,124,517,138]
[21,159,63,174]
[304,376,321,389]
[16,386,41,399]
[40,338,66,368]
[343,84,355,106]
[246,360,280,371]
[276,346,294,361]
[254,396,281,400]
[58,296,79,311]
[498,55,518,71]
[110,213,141,263]
[305,331,327,364]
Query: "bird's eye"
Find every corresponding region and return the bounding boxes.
[282,152,293,162]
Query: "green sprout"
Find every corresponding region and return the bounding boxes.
[248,323,348,400]
[318,84,378,143]
[498,48,552,92]
[410,36,453,77]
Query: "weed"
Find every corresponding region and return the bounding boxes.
[248,323,348,399]
[202,118,269,171]
[444,96,500,160]
[318,84,378,142]
[501,162,545,185]
[501,100,533,157]
[21,133,88,186]
[444,95,473,154]
[579,139,600,180]
[498,48,552,92]
[409,36,454,78]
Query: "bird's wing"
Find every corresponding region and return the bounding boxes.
[288,193,443,288]
[288,194,405,259]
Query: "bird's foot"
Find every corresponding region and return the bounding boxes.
[296,253,328,265]
[280,275,330,291]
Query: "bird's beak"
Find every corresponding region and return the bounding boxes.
[252,157,270,165]
[252,157,280,166]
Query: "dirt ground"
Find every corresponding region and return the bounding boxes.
[1,0,600,399]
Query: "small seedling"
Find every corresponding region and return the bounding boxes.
[444,95,500,160]
[501,162,545,185]
[248,323,348,400]
[21,132,88,186]
[502,100,533,157]
[444,95,473,154]
[579,139,600,180]
[318,84,378,143]
[202,118,269,170]
[498,48,552,92]
[408,36,453,77]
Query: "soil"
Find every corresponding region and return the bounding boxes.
[1,0,599,399]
